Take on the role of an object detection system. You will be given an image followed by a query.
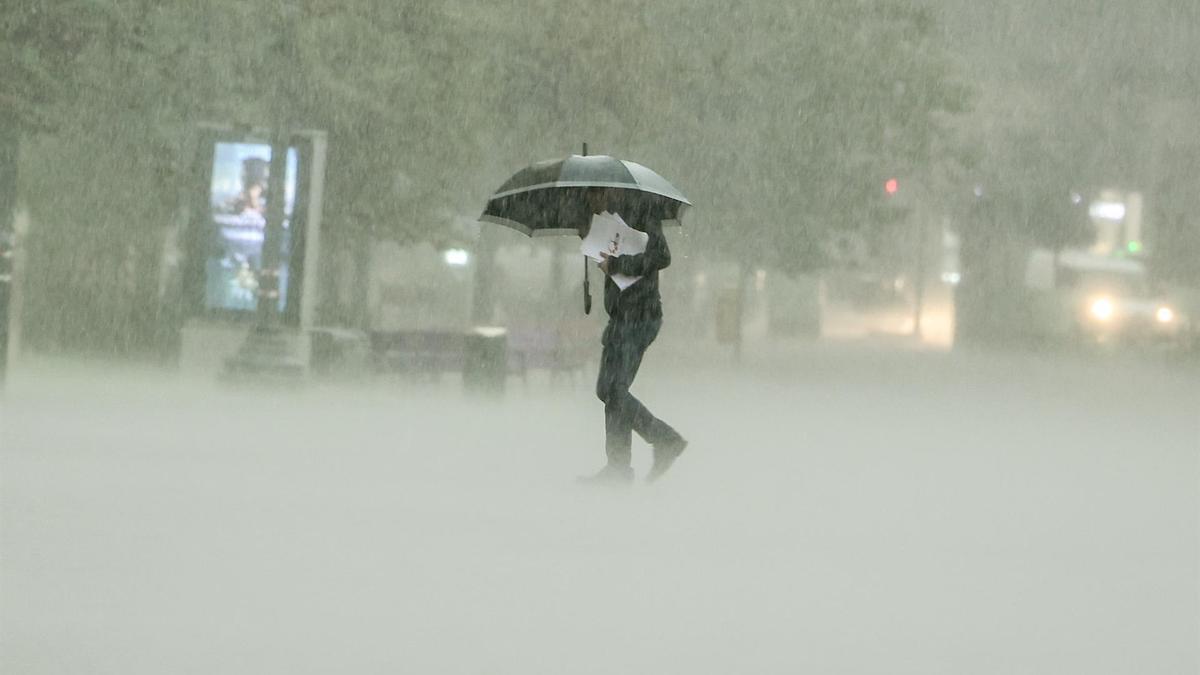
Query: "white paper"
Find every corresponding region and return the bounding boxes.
[579,211,650,291]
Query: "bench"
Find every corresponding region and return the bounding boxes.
[506,327,589,383]
[369,327,590,383]
[369,330,468,379]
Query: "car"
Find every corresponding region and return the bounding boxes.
[1024,248,1187,349]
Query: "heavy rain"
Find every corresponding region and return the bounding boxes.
[2,2,1198,674]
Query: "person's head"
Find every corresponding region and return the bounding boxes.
[585,187,613,215]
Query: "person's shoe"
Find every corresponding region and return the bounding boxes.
[647,437,688,483]
[576,464,635,487]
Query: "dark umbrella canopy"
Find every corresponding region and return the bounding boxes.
[480,154,691,236]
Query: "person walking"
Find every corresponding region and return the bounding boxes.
[577,187,687,485]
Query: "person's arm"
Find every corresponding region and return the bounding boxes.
[609,219,671,276]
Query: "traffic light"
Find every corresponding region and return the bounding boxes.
[884,178,899,195]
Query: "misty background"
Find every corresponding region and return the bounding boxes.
[2,2,1198,674]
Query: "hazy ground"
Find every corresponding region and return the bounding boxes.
[3,340,1198,675]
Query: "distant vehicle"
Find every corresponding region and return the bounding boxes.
[1024,248,1188,349]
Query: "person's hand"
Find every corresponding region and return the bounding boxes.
[598,252,612,275]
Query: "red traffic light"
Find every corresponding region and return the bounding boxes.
[884,178,899,195]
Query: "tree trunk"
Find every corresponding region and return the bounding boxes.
[351,229,374,331]
[733,259,750,361]
[0,118,19,380]
[471,226,498,325]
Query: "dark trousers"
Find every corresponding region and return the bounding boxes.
[595,317,681,467]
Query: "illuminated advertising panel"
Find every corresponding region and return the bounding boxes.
[205,142,299,313]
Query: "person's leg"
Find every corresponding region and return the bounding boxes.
[596,324,646,468]
[624,381,686,481]
[612,319,683,447]
[592,318,686,483]
[622,319,686,481]
[629,395,684,447]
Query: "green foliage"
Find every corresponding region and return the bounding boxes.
[944,0,1200,258]
[1,0,973,353]
[651,0,971,275]
[1,0,112,130]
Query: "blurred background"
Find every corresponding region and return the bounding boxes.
[1,1,1198,367]
[2,3,1198,675]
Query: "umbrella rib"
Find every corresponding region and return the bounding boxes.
[478,214,534,236]
[488,181,691,204]
[478,214,580,237]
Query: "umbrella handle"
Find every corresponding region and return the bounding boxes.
[583,255,591,315]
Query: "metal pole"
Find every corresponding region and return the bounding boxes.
[581,141,591,314]
[256,0,298,326]
[223,0,302,381]
[913,215,928,339]
[257,128,289,325]
[583,254,591,315]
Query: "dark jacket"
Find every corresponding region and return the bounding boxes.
[603,218,671,322]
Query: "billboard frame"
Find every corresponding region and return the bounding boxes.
[180,123,327,331]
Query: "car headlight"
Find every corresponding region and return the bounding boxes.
[1089,297,1115,321]
[1156,306,1175,324]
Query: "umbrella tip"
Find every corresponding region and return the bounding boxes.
[582,142,588,156]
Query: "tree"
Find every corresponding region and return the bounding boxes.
[1,1,168,354]
[2,0,975,355]
[644,0,970,277]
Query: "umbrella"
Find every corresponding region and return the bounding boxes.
[479,149,691,314]
[480,152,691,236]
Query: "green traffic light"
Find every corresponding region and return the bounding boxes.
[1127,240,1143,254]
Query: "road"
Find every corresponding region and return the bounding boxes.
[3,344,1197,674]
